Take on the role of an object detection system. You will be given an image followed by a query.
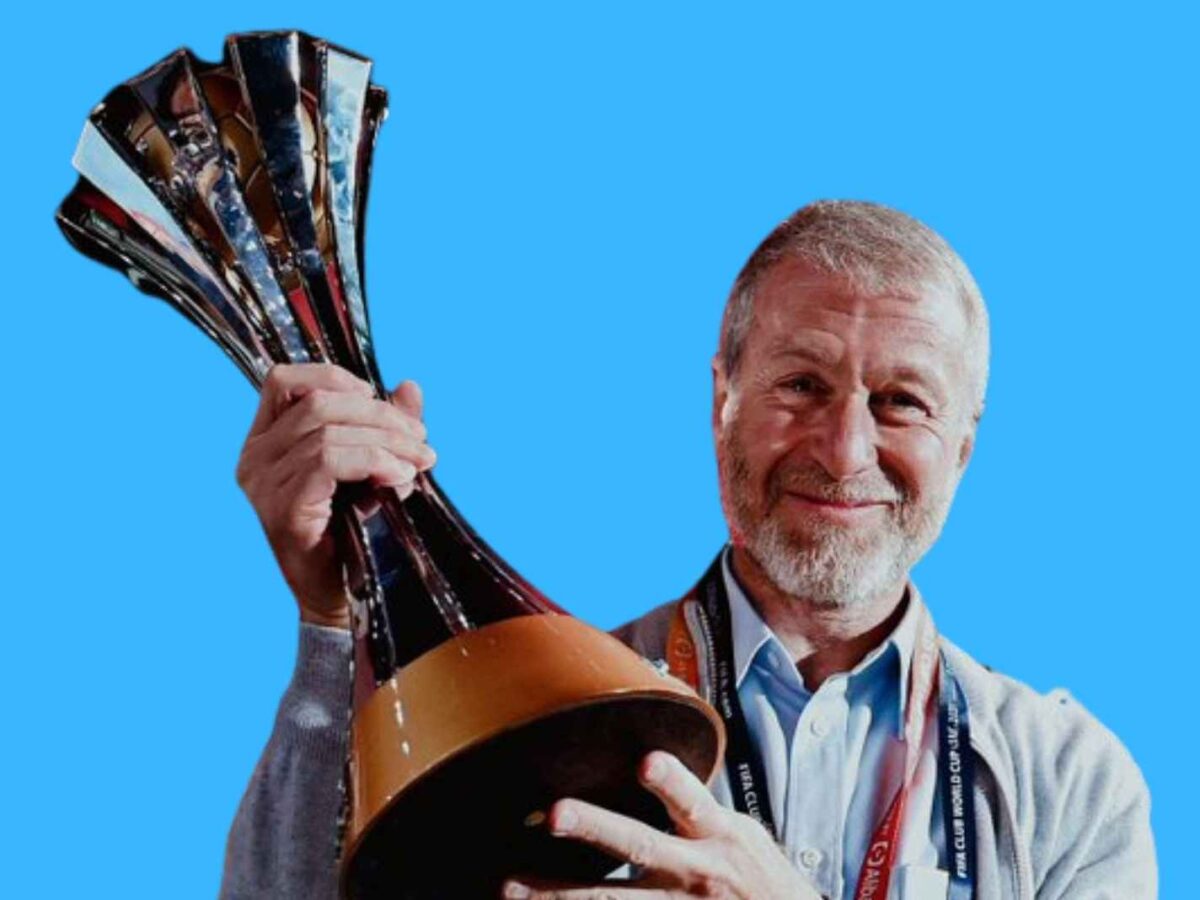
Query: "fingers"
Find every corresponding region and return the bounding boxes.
[249,389,429,467]
[637,752,726,840]
[391,378,423,419]
[544,797,706,880]
[500,878,672,899]
[249,362,374,438]
[501,756,811,900]
[236,362,434,517]
[270,427,433,505]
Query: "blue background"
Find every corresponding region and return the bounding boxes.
[3,2,1192,896]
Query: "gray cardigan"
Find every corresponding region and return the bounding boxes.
[220,597,1156,899]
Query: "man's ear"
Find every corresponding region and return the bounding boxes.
[957,424,977,472]
[712,354,730,441]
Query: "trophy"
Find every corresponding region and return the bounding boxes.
[56,31,724,899]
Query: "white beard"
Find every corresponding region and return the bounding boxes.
[748,511,914,608]
[722,431,957,609]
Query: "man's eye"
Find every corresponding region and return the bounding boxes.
[872,392,927,414]
[787,375,822,393]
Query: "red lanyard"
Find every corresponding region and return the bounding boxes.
[852,609,939,899]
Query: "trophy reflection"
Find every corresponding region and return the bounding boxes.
[56,31,724,899]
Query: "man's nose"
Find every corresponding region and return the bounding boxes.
[810,393,878,480]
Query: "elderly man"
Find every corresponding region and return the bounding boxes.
[221,201,1155,899]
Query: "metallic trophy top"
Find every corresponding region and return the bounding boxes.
[55,29,573,682]
[58,30,387,387]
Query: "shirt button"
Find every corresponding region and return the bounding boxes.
[809,714,830,738]
[799,847,823,869]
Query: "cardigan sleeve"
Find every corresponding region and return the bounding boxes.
[219,623,353,900]
[1029,689,1157,899]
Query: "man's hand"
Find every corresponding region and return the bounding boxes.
[501,751,822,900]
[234,362,435,630]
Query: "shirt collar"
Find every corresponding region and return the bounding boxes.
[721,546,777,687]
[719,544,924,732]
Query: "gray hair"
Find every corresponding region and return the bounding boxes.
[718,200,990,420]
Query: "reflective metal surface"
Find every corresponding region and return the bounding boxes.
[56,31,725,899]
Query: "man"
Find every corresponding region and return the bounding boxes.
[221,201,1156,899]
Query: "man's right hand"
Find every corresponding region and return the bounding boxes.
[235,363,436,631]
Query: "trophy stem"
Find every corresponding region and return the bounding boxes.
[376,491,473,635]
[337,481,473,642]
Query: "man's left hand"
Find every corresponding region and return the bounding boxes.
[500,750,822,899]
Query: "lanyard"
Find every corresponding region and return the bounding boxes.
[939,651,976,900]
[666,548,976,899]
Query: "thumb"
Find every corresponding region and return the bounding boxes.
[391,379,424,418]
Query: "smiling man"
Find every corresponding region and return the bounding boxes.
[220,201,1156,899]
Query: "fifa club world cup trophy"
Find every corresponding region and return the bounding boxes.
[56,30,724,899]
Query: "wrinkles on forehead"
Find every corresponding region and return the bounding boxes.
[756,317,961,364]
[754,261,964,327]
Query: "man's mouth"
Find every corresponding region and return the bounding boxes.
[782,491,891,520]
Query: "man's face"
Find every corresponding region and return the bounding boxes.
[713,257,978,608]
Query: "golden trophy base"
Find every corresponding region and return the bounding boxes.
[341,613,725,899]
